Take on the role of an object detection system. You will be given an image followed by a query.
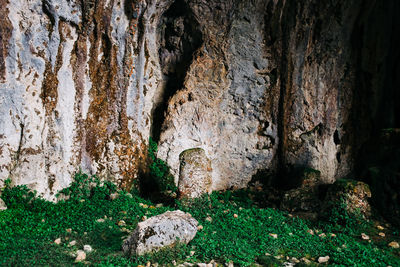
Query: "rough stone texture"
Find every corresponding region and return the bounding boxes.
[122,210,198,256]
[0,0,175,199]
[178,148,212,199]
[0,0,398,198]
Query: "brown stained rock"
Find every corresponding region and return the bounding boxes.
[178,148,212,199]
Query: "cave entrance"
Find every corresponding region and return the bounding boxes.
[150,0,203,142]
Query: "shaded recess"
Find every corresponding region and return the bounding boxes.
[151,0,203,142]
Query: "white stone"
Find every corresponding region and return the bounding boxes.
[318,256,330,263]
[122,210,198,256]
[83,245,93,253]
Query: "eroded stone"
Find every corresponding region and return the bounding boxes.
[178,148,212,199]
[122,210,198,256]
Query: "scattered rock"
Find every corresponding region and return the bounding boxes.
[83,245,93,253]
[379,232,386,237]
[269,233,278,239]
[377,225,385,230]
[0,198,7,211]
[197,225,203,231]
[122,210,198,256]
[318,256,330,263]
[388,241,399,249]
[361,233,370,240]
[178,148,212,199]
[205,216,212,222]
[75,250,86,262]
[118,220,126,226]
[233,214,238,218]
[66,228,72,233]
[54,238,62,245]
[96,218,105,223]
[68,240,77,247]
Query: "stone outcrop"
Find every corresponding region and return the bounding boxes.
[122,210,198,256]
[178,148,212,199]
[0,0,398,198]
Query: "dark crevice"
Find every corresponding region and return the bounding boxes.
[16,123,24,162]
[150,0,203,142]
[333,129,341,145]
[275,1,296,188]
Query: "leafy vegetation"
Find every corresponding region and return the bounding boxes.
[148,137,177,194]
[0,172,399,266]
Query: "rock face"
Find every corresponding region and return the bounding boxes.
[178,148,212,199]
[122,210,198,256]
[0,0,399,198]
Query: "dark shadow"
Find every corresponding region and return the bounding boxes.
[151,0,203,142]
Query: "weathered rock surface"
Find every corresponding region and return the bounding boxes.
[0,0,398,198]
[122,210,198,256]
[178,148,212,198]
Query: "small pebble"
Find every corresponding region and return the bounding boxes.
[361,233,370,240]
[205,216,212,222]
[379,232,386,237]
[118,220,126,226]
[75,250,86,262]
[54,238,61,245]
[68,240,76,247]
[318,256,330,263]
[66,228,72,233]
[96,218,105,223]
[377,225,384,230]
[269,233,278,239]
[388,241,399,249]
[83,244,93,253]
[156,203,163,208]
[233,214,238,218]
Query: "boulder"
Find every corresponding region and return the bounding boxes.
[122,210,198,256]
[178,148,212,199]
[322,179,372,218]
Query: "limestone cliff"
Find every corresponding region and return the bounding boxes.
[0,0,398,199]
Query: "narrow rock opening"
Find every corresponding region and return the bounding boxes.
[151,0,203,142]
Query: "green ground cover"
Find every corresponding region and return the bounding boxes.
[0,173,399,266]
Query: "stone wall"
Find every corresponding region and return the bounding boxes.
[0,0,398,199]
